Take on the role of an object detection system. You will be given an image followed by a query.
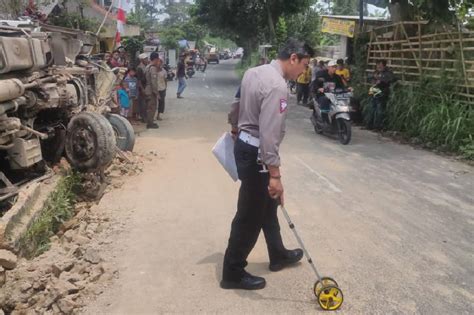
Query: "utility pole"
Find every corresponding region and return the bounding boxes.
[359,0,364,27]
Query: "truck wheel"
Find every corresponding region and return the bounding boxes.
[107,113,135,151]
[65,112,116,172]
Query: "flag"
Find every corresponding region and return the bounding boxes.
[115,0,127,47]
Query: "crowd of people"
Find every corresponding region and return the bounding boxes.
[291,56,395,129]
[103,48,193,130]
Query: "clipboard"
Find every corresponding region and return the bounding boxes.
[212,132,238,181]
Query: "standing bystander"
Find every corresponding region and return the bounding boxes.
[296,63,312,105]
[144,52,160,129]
[124,68,138,119]
[156,59,168,121]
[176,55,187,98]
[117,81,130,118]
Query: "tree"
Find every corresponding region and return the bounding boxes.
[388,0,472,23]
[194,0,316,55]
[275,17,287,49]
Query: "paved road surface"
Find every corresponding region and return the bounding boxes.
[84,60,473,314]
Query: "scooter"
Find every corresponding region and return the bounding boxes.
[310,89,352,145]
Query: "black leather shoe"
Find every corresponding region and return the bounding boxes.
[269,248,304,272]
[220,272,266,290]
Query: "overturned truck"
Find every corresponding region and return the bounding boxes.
[0,22,134,203]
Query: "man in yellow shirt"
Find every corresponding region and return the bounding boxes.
[336,59,350,85]
[296,63,312,105]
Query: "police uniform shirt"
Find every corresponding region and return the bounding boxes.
[144,64,160,96]
[233,60,288,167]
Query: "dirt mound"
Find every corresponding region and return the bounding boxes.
[0,150,153,314]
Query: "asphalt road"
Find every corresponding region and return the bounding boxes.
[84,59,473,314]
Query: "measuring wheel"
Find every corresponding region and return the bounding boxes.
[317,285,343,311]
[313,277,339,297]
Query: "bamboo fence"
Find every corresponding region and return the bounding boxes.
[366,21,474,104]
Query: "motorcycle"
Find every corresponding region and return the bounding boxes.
[163,64,175,81]
[310,89,352,145]
[186,61,195,78]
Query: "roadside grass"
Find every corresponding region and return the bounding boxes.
[384,78,474,159]
[18,173,80,258]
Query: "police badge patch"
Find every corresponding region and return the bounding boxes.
[280,99,288,113]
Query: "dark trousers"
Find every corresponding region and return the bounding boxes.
[316,95,331,111]
[145,94,158,125]
[297,83,310,104]
[158,90,166,114]
[138,92,147,121]
[222,138,286,281]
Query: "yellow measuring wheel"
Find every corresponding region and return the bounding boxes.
[317,285,344,311]
[280,202,344,311]
[314,277,339,297]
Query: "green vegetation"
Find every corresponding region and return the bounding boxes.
[384,79,474,159]
[19,173,80,258]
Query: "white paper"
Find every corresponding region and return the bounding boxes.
[212,132,238,182]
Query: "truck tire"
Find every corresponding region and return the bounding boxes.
[65,112,116,172]
[107,113,135,151]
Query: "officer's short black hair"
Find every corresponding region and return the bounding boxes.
[278,38,315,60]
[150,52,159,61]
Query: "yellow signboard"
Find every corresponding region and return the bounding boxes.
[321,17,356,38]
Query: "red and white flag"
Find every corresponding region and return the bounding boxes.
[115,0,129,46]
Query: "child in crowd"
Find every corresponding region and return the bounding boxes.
[117,81,130,118]
[124,68,138,119]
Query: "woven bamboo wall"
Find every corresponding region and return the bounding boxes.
[366,21,474,104]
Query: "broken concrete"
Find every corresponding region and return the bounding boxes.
[0,176,60,252]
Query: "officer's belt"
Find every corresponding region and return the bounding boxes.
[238,131,260,147]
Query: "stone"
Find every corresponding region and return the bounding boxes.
[83,248,101,264]
[60,217,80,233]
[88,264,104,282]
[51,264,62,278]
[54,279,79,296]
[0,249,18,270]
[32,281,46,291]
[72,234,90,246]
[51,303,61,314]
[59,272,82,284]
[20,281,32,292]
[26,265,36,272]
[57,297,78,314]
[63,229,76,243]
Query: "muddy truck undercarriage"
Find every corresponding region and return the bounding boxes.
[0,22,134,204]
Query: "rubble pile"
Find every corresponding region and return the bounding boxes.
[0,150,151,314]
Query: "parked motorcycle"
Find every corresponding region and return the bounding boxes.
[186,61,195,78]
[310,90,352,145]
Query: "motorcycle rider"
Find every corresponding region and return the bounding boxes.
[313,60,348,121]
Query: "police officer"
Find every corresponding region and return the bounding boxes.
[222,39,315,290]
[144,52,160,129]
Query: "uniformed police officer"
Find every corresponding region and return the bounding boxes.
[222,39,315,290]
[144,52,160,129]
